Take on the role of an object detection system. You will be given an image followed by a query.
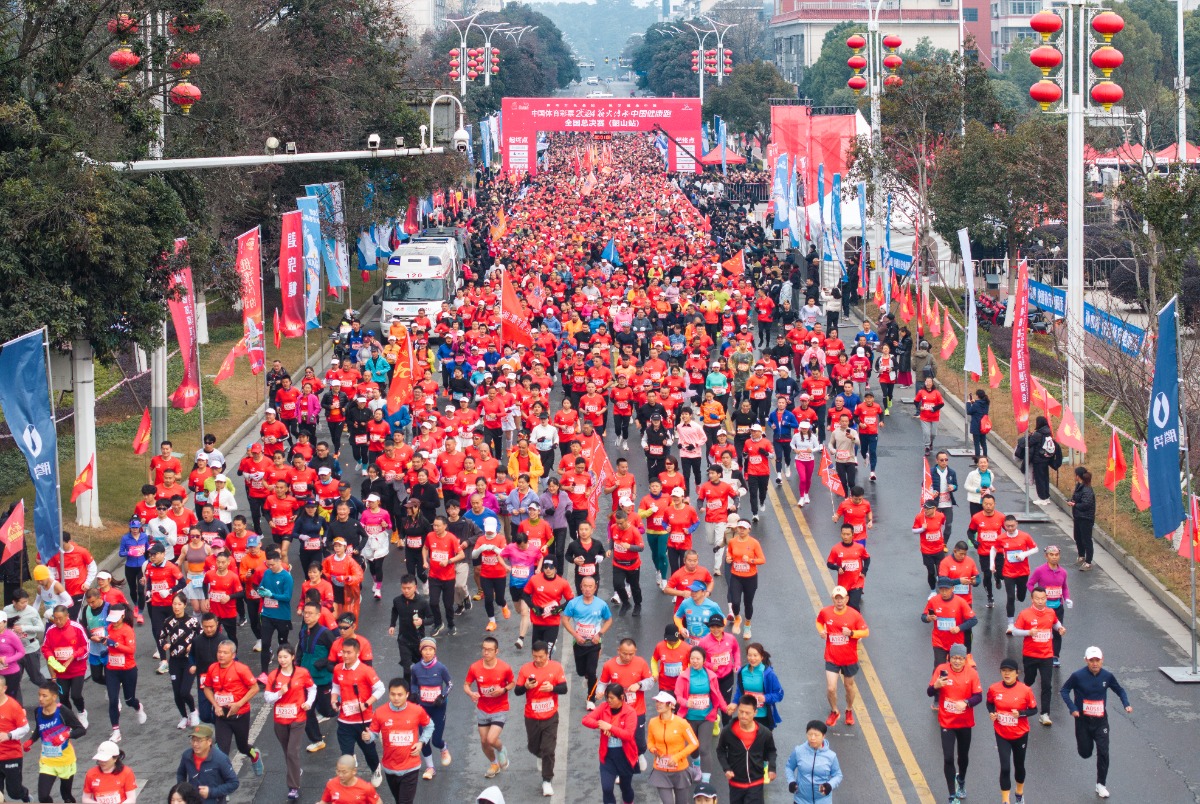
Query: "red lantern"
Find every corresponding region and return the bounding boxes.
[107,13,139,38]
[1029,79,1062,111]
[723,49,732,56]
[692,50,699,56]
[1029,45,1062,76]
[883,53,903,71]
[108,46,140,73]
[491,66,500,74]
[1090,80,1123,111]
[847,54,867,72]
[847,75,867,94]
[467,70,478,80]
[882,34,902,50]
[449,58,460,67]
[450,70,460,80]
[167,15,201,36]
[169,81,201,115]
[492,47,500,54]
[846,34,866,51]
[1090,45,1122,78]
[692,65,698,73]
[170,52,200,76]
[884,74,903,87]
[1091,11,1124,42]
[450,48,460,57]
[1030,10,1062,41]
[723,57,732,65]
[724,67,732,74]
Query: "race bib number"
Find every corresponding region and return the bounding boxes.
[1006,550,1022,563]
[304,539,322,550]
[127,546,145,557]
[1082,699,1105,717]
[953,583,970,596]
[109,653,126,668]
[936,617,956,631]
[663,662,682,677]
[997,712,1019,727]
[431,550,449,564]
[1032,628,1052,643]
[624,689,638,704]
[942,698,961,713]
[841,560,860,572]
[211,591,228,604]
[341,700,362,715]
[748,455,763,465]
[41,742,63,758]
[151,581,169,595]
[272,516,288,527]
[828,633,849,646]
[732,561,750,574]
[578,563,595,576]
[419,686,440,703]
[512,565,530,580]
[925,530,944,542]
[481,553,499,567]
[577,623,597,639]
[96,793,121,804]
[215,692,235,707]
[669,532,686,546]
[574,485,586,495]
[54,648,73,662]
[836,449,852,463]
[355,435,368,445]
[711,652,730,667]
[530,698,555,714]
[64,568,80,580]
[388,730,415,746]
[263,598,279,609]
[189,573,204,589]
[687,694,709,710]
[275,703,298,720]
[1045,585,1063,600]
[654,756,675,771]
[406,537,423,549]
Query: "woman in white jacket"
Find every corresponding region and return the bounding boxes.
[790,421,822,506]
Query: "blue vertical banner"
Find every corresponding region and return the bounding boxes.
[771,154,789,231]
[0,329,61,562]
[831,172,845,280]
[1148,297,1185,538]
[702,122,712,153]
[304,183,350,290]
[296,196,323,330]
[787,156,801,249]
[718,117,727,177]
[480,121,492,168]
[856,181,868,279]
[884,194,893,308]
[817,164,827,260]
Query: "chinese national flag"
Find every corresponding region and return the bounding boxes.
[1055,404,1087,452]
[132,407,152,455]
[873,275,884,308]
[939,310,958,360]
[899,286,914,322]
[1130,448,1151,511]
[722,250,745,277]
[1031,377,1063,417]
[214,339,246,386]
[0,501,25,565]
[1177,495,1200,560]
[1104,428,1126,491]
[818,448,845,497]
[273,308,282,351]
[987,346,1003,389]
[891,274,901,303]
[71,454,95,504]
[928,299,942,336]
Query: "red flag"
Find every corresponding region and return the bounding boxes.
[235,227,265,375]
[1056,404,1087,452]
[929,300,942,337]
[922,456,936,504]
[702,215,712,233]
[500,271,533,349]
[1104,429,1127,491]
[586,442,616,525]
[818,448,845,497]
[71,454,95,504]
[1031,377,1062,417]
[987,346,1003,389]
[1130,448,1151,511]
[403,196,419,235]
[722,250,745,277]
[890,274,901,304]
[939,310,958,360]
[489,209,507,240]
[1177,495,1200,560]
[0,501,24,565]
[214,339,246,386]
[273,308,282,350]
[133,408,152,455]
[278,210,305,337]
[166,239,200,412]
[899,285,914,323]
[1011,259,1032,433]
[386,325,415,414]
[872,275,884,308]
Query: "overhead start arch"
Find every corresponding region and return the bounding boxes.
[500,97,702,176]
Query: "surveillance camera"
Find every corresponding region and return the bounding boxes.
[265,136,280,155]
[367,133,380,150]
[284,141,297,155]
[452,127,470,154]
[395,136,405,148]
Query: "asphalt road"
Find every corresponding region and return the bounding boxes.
[559,79,640,98]
[47,331,1200,801]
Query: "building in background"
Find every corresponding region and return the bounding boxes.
[990,0,1041,69]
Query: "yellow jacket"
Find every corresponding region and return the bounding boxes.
[646,714,700,772]
[506,450,545,490]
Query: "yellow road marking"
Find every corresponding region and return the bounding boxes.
[778,482,937,804]
[767,490,907,804]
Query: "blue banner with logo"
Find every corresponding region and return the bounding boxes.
[1148,297,1185,539]
[0,330,61,562]
[831,172,845,280]
[817,164,827,261]
[304,183,350,290]
[771,154,789,231]
[1025,278,1145,355]
[296,196,323,330]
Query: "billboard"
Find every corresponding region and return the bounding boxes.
[501,97,703,176]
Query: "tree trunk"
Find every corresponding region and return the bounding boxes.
[1147,225,1159,315]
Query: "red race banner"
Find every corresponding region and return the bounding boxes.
[1011,259,1032,433]
[236,227,265,375]
[501,271,533,349]
[278,211,305,337]
[167,239,200,412]
[386,325,415,414]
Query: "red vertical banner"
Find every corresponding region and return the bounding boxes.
[1011,259,1032,433]
[386,325,415,414]
[278,211,305,337]
[167,238,200,412]
[586,442,616,525]
[236,227,265,375]
[501,272,533,349]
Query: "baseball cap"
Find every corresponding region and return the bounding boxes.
[936,575,955,588]
[692,782,718,800]
[190,723,215,740]
[737,519,751,529]
[129,519,142,529]
[831,585,849,598]
[93,740,121,761]
[303,499,318,507]
[1000,658,1019,672]
[265,408,276,415]
[706,613,726,627]
[664,624,683,640]
[688,580,708,592]
[1085,646,1103,660]
[670,487,686,497]
[366,494,380,502]
[750,423,763,431]
[97,571,112,581]
[653,691,676,704]
[247,535,261,547]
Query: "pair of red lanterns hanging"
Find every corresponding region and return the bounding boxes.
[691,49,733,76]
[107,12,203,114]
[1028,9,1124,112]
[845,33,903,95]
[449,47,501,82]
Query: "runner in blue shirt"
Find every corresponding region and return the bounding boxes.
[561,576,613,706]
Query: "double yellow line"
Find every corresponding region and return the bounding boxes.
[769,483,936,804]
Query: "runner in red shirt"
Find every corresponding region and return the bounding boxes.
[262,483,301,553]
[987,658,1038,803]
[825,524,870,612]
[967,495,1006,608]
[741,426,773,522]
[1008,587,1065,725]
[815,587,868,727]
[202,642,263,767]
[464,637,516,779]
[149,441,183,485]
[695,468,737,574]
[833,488,874,546]
[928,644,982,801]
[913,500,948,590]
[922,578,978,667]
[319,756,381,804]
[514,643,568,795]
[366,680,433,795]
[204,552,243,638]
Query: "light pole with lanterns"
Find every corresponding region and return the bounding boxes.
[445,14,509,97]
[685,18,736,103]
[1027,2,1125,447]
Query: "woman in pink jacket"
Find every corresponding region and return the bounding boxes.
[583,683,640,804]
[674,646,731,781]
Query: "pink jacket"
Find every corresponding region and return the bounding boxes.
[675,422,708,460]
[674,667,727,722]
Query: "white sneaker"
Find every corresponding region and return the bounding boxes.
[658,578,667,591]
[152,650,161,661]
[743,624,752,639]
[78,710,89,729]
[803,494,810,505]
[372,766,383,787]
[655,571,663,586]
[188,710,199,726]
[610,592,621,604]
[542,781,554,797]
[1096,783,1110,798]
[177,717,189,730]
[136,704,147,725]
[253,639,262,652]
[111,727,122,744]
[1039,713,1052,726]
[638,755,647,772]
[157,660,169,674]
[785,466,792,478]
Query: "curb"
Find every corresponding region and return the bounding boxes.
[96,288,383,575]
[934,376,1194,627]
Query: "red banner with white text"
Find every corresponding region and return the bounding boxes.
[167,238,200,412]
[236,227,265,375]
[1011,259,1032,433]
[278,211,305,338]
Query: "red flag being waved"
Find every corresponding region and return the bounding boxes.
[586,442,616,525]
[987,346,1004,389]
[500,271,533,349]
[214,339,247,386]
[0,501,24,565]
[722,250,745,277]
[872,275,884,308]
[1030,377,1062,417]
[939,309,958,360]
[1011,259,1033,433]
[1104,428,1127,491]
[1178,495,1200,560]
[71,454,95,504]
[1056,404,1087,453]
[386,325,415,415]
[899,285,914,323]
[133,407,152,455]
[1130,447,1151,511]
[819,448,845,497]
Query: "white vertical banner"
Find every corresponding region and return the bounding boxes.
[958,228,984,376]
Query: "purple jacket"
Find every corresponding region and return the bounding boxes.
[0,630,25,675]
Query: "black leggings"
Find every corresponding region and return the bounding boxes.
[55,675,85,713]
[613,565,642,607]
[216,712,254,759]
[774,442,793,473]
[404,547,428,584]
[351,438,369,466]
[1003,575,1028,618]
[667,547,687,576]
[0,758,27,803]
[429,578,456,628]
[728,574,758,620]
[260,618,292,674]
[995,732,1028,791]
[746,475,768,515]
[835,462,857,496]
[38,772,74,803]
[614,416,631,441]
[384,769,419,804]
[169,655,196,718]
[368,558,384,585]
[1074,517,1095,563]
[939,726,972,797]
[977,553,996,602]
[681,456,702,491]
[105,668,139,727]
[481,576,507,618]
[124,565,145,611]
[880,382,895,407]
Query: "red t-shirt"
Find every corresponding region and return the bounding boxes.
[262,495,301,536]
[1014,606,1059,659]
[827,543,869,590]
[835,500,873,539]
[204,661,256,716]
[83,765,138,804]
[370,703,432,772]
[912,509,947,555]
[923,595,974,650]
[817,605,867,666]
[742,438,773,477]
[267,666,314,725]
[988,681,1036,740]
[516,660,567,720]
[424,532,462,582]
[320,777,381,804]
[930,663,981,729]
[465,659,514,714]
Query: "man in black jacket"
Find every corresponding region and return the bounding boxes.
[716,699,778,803]
[189,614,226,724]
[389,575,434,682]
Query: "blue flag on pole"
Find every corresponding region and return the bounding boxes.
[718,117,727,177]
[831,173,845,280]
[884,194,893,308]
[304,183,350,290]
[771,154,789,231]
[480,121,492,168]
[296,196,323,330]
[601,238,624,267]
[787,156,801,249]
[0,330,61,562]
[817,165,827,260]
[856,181,867,276]
[1148,297,1185,538]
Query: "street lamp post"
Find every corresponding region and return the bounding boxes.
[700,16,737,86]
[1028,3,1125,447]
[685,19,736,103]
[683,22,715,103]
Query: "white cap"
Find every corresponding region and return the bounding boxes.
[670,487,686,497]
[265,408,277,415]
[1085,646,1103,660]
[317,467,332,475]
[737,519,752,529]
[97,571,113,581]
[93,741,121,762]
[207,457,222,467]
[483,517,499,534]
[652,691,676,704]
[831,585,849,598]
[750,423,763,431]
[215,474,228,482]
[330,379,342,386]
[366,493,381,502]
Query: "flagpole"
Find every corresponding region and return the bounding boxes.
[1175,299,1198,676]
[42,327,65,581]
[260,235,267,410]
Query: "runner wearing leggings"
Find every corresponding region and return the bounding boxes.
[928,644,981,803]
[472,518,510,632]
[724,521,764,640]
[410,638,453,778]
[986,658,1037,804]
[159,594,200,728]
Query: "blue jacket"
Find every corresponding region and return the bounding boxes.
[257,568,293,620]
[118,531,150,569]
[1060,667,1130,715]
[176,745,240,804]
[768,410,799,443]
[785,740,843,803]
[932,465,958,506]
[731,663,785,726]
